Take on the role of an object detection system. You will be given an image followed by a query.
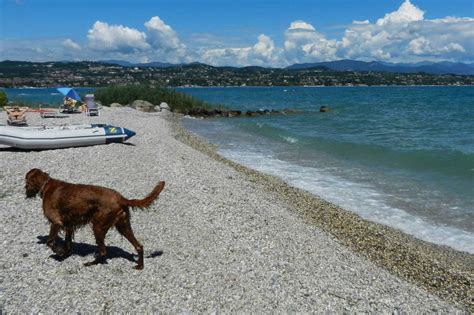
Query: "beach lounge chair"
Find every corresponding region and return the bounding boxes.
[4,106,28,126]
[84,94,100,116]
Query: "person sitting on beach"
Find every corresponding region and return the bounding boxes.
[5,106,28,120]
[64,97,77,108]
[62,97,78,113]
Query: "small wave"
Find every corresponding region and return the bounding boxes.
[50,93,60,95]
[281,135,298,143]
[183,115,199,120]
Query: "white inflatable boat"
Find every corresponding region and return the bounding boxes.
[0,124,136,149]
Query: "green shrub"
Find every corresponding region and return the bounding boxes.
[0,90,7,107]
[95,84,220,113]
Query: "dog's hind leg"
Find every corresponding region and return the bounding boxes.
[116,215,144,270]
[84,224,110,267]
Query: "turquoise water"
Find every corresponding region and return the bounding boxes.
[180,86,474,254]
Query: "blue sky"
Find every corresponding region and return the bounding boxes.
[1,0,473,66]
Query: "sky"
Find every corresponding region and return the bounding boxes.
[1,0,473,66]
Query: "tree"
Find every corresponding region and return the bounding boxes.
[0,90,7,107]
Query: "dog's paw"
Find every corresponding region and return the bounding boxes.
[134,264,144,270]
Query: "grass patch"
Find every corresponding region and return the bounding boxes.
[95,84,221,113]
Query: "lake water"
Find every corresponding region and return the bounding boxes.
[2,87,96,106]
[3,86,473,253]
[181,86,474,254]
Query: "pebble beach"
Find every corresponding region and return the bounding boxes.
[0,107,472,313]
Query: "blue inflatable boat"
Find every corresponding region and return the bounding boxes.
[0,124,136,149]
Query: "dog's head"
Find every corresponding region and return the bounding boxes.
[25,168,50,198]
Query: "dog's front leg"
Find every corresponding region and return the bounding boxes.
[46,224,62,254]
[62,228,73,258]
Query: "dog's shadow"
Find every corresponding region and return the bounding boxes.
[37,235,163,263]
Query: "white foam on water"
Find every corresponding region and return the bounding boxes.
[281,135,298,143]
[220,148,474,254]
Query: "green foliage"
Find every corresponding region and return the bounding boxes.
[0,90,7,107]
[95,84,218,113]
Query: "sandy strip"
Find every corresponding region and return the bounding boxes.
[0,107,471,313]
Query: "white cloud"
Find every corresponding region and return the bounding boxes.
[0,38,88,62]
[339,1,474,62]
[409,37,465,55]
[199,34,282,66]
[87,21,150,53]
[288,21,316,31]
[353,20,370,25]
[284,20,339,63]
[62,39,81,50]
[376,0,424,25]
[277,1,473,65]
[250,34,280,65]
[143,16,187,63]
[83,17,189,63]
[144,16,184,51]
[200,47,250,66]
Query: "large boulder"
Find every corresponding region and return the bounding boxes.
[132,100,155,112]
[160,102,170,111]
[187,108,211,117]
[110,103,123,108]
[153,106,162,112]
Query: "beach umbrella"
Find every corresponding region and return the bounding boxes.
[56,87,81,101]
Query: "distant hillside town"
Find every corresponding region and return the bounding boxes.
[0,60,473,88]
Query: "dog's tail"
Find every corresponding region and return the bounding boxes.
[123,181,165,209]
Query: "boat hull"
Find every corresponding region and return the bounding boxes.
[0,124,136,149]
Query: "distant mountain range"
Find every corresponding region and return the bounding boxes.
[101,60,177,68]
[286,59,474,76]
[100,59,474,75]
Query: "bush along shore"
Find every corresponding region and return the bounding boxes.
[95,84,296,118]
[95,84,216,114]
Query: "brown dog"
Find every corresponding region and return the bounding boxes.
[25,168,165,270]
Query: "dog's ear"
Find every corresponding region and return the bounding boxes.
[26,168,38,178]
[26,168,47,177]
[26,169,41,180]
